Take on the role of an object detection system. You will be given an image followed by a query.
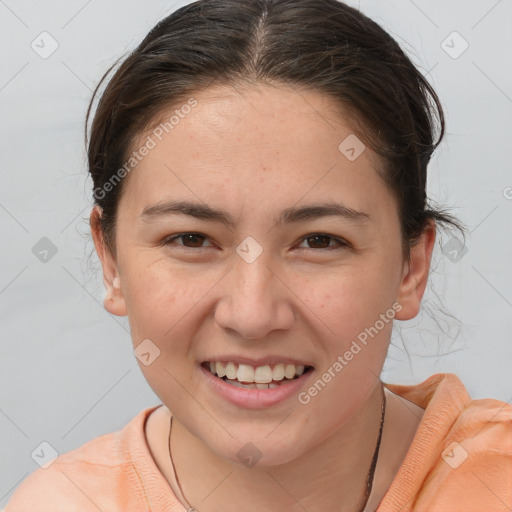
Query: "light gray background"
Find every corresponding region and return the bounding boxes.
[1,0,511,505]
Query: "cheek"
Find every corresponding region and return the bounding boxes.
[302,269,398,384]
[122,261,207,400]
[123,269,175,337]
[120,256,179,337]
[121,256,222,347]
[310,267,397,330]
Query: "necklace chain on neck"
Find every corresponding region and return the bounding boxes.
[168,382,386,512]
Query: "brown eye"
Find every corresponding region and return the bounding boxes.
[163,233,213,249]
[298,234,349,250]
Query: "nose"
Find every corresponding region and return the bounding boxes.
[214,250,295,340]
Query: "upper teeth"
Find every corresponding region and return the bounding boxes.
[209,361,306,383]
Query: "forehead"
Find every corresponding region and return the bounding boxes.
[119,83,392,218]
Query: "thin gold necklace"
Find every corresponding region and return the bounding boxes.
[168,382,386,512]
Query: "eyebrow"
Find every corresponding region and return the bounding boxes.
[140,200,371,227]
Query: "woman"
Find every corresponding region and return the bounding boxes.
[6,0,511,510]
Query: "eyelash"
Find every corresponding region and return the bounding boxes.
[161,232,350,252]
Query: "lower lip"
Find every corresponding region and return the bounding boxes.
[199,364,314,409]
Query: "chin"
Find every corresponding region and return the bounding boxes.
[209,430,309,469]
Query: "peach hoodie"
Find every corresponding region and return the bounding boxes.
[4,373,512,511]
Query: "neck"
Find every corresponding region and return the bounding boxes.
[168,381,385,512]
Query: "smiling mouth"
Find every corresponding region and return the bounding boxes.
[201,361,314,389]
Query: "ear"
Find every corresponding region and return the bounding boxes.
[395,220,436,320]
[90,205,127,317]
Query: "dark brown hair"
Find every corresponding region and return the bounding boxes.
[85,0,464,262]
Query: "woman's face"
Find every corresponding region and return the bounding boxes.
[92,83,433,466]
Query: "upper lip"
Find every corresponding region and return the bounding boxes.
[202,355,314,368]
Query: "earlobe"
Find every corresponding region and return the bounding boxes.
[103,273,128,316]
[90,206,128,317]
[394,220,436,321]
